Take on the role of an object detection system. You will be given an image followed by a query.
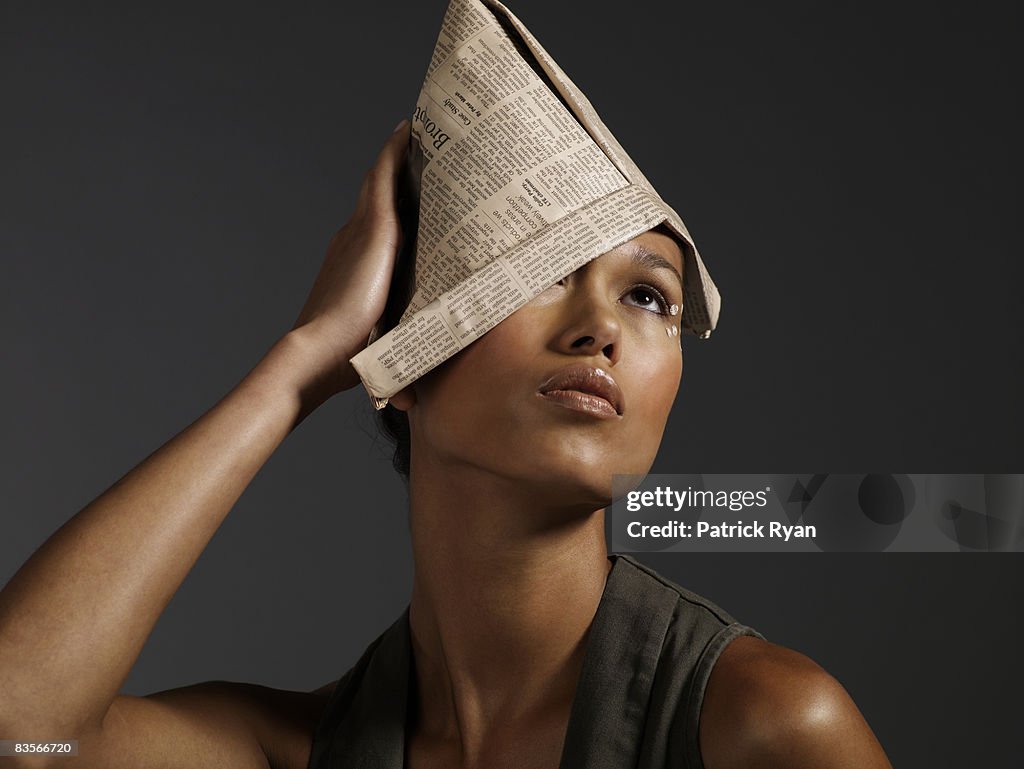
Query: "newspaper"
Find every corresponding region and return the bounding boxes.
[350,0,721,407]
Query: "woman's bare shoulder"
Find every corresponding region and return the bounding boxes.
[66,678,341,769]
[258,678,338,769]
[698,637,892,769]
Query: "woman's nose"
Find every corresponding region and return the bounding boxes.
[555,288,622,365]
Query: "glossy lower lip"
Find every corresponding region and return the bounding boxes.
[537,389,620,419]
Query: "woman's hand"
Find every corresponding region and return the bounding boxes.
[289,119,411,401]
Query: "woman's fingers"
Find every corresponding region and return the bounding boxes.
[287,121,414,401]
[355,119,410,222]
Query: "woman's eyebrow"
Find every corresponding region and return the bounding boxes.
[627,243,684,290]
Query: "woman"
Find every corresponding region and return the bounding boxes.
[0,123,892,768]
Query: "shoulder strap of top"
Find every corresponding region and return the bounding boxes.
[306,609,411,769]
[610,556,766,769]
[681,621,765,769]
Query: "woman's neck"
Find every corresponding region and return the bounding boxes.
[405,459,612,764]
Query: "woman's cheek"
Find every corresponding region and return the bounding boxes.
[635,341,682,407]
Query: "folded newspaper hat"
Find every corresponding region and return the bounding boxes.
[351,0,721,408]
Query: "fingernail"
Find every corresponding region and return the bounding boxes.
[393,118,409,133]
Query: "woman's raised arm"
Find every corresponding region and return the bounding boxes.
[0,122,409,768]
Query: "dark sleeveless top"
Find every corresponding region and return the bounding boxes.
[307,553,765,769]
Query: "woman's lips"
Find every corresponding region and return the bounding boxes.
[537,366,624,419]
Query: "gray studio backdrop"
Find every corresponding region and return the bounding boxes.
[2,1,1020,766]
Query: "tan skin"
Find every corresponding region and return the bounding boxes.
[0,122,892,769]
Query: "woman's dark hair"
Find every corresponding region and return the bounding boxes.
[377,401,412,480]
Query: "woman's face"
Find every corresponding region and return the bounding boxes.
[397,227,685,510]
